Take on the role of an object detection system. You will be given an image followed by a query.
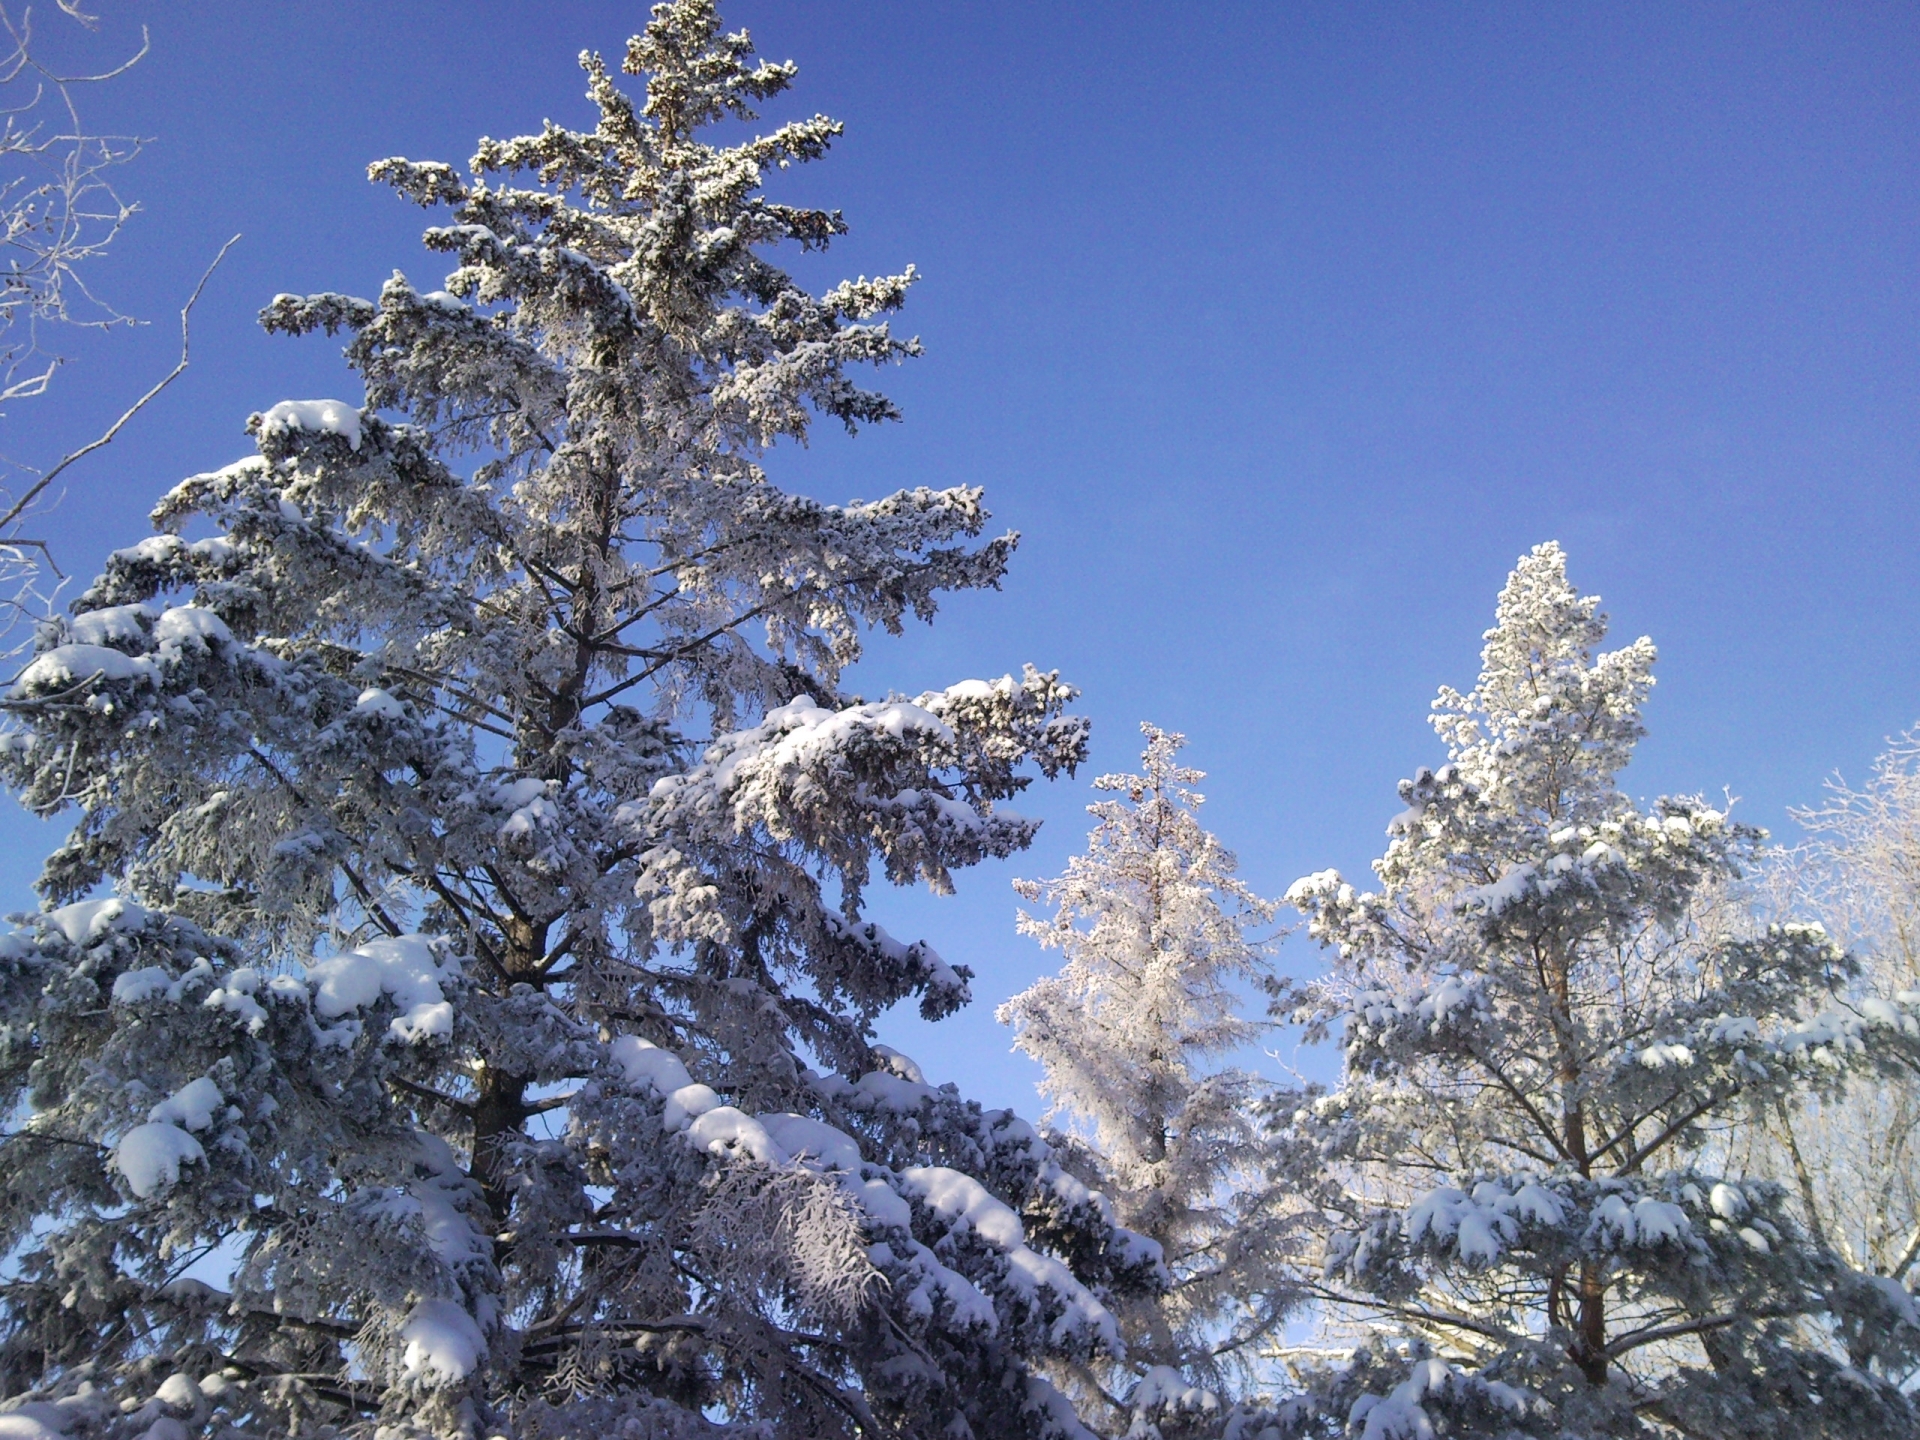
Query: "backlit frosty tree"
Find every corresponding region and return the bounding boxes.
[1271,544,1920,1439]
[0,6,1160,1438]
[1741,728,1920,1322]
[1000,724,1299,1433]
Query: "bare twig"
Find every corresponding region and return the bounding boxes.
[0,4,151,399]
[0,1126,106,1150]
[0,231,239,533]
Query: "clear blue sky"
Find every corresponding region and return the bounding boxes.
[9,2,1918,1109]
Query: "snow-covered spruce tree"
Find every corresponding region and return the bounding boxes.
[0,7,1161,1438]
[1268,544,1920,1439]
[999,724,1300,1434]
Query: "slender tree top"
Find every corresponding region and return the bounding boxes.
[1431,540,1657,833]
[1000,725,1299,1422]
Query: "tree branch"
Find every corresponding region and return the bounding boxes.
[0,232,238,534]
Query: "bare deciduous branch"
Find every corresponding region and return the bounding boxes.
[0,230,238,533]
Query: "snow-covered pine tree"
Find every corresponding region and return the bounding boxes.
[1269,544,1920,1439]
[999,724,1299,1434]
[0,7,1160,1438]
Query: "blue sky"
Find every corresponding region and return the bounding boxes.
[8,2,1918,1110]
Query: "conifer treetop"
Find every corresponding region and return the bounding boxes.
[254,0,1009,731]
[1431,540,1658,834]
[1272,544,1920,1440]
[1008,723,1277,1148]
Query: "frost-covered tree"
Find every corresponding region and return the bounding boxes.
[1736,729,1920,1338]
[999,724,1299,1433]
[1268,544,1920,1439]
[0,7,1161,1438]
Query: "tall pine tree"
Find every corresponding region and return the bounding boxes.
[1272,544,1920,1439]
[0,7,1158,1438]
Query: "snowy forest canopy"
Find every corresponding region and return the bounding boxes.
[0,4,1917,1439]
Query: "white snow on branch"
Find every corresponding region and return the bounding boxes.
[113,1123,204,1199]
[304,934,455,1044]
[258,398,363,451]
[1350,1356,1539,1440]
[14,606,235,694]
[0,1397,92,1440]
[614,1035,1122,1350]
[14,643,154,689]
[48,897,150,947]
[399,1298,485,1384]
[148,1077,224,1132]
[1405,1180,1567,1266]
[1130,1365,1220,1416]
[1588,1193,1691,1248]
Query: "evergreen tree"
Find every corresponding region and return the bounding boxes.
[1000,724,1299,1434]
[0,7,1158,1438]
[1269,544,1920,1439]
